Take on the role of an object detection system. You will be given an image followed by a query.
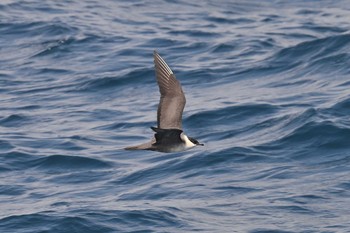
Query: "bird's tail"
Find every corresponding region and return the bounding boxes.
[124,141,154,150]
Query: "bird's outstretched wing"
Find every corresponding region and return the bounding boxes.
[154,51,186,129]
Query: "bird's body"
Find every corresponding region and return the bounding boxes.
[125,51,203,153]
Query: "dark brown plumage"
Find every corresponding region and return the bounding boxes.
[154,51,186,129]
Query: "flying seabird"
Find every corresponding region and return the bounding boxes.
[125,51,203,153]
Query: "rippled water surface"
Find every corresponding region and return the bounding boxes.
[1,1,350,232]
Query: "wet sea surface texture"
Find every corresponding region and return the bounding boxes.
[1,0,350,232]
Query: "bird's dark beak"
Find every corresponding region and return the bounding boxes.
[198,143,204,146]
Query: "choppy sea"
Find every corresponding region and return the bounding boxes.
[1,0,350,232]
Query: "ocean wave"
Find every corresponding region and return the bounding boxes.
[325,97,350,116]
[1,151,111,172]
[79,68,154,92]
[231,33,350,81]
[271,33,350,73]
[0,21,77,39]
[0,114,32,128]
[0,140,14,152]
[32,154,112,171]
[115,146,265,188]
[0,213,114,233]
[187,103,279,128]
[255,107,350,157]
[0,208,186,233]
[207,16,254,25]
[1,151,36,171]
[0,185,26,196]
[281,120,350,149]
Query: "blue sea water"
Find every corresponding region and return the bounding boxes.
[1,0,350,232]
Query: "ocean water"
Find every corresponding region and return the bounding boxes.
[1,0,350,232]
